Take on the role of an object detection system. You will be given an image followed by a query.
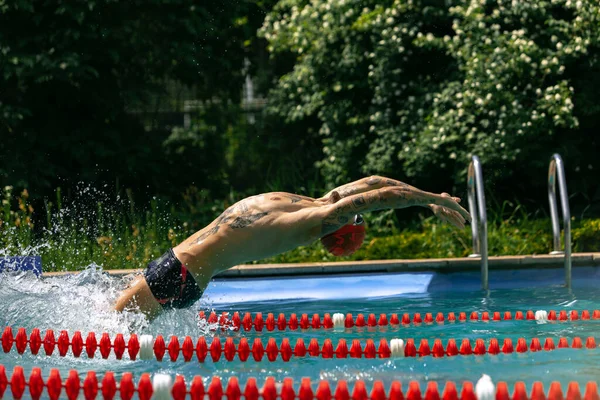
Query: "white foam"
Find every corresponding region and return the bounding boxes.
[0,265,149,335]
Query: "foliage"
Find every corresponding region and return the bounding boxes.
[1,186,199,271]
[1,186,35,252]
[2,0,600,217]
[572,218,600,252]
[0,0,268,200]
[261,0,600,205]
[166,105,326,198]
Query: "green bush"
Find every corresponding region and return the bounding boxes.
[0,0,267,201]
[261,0,600,202]
[573,218,600,252]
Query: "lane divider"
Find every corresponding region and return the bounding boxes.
[197,309,600,332]
[1,327,597,362]
[0,364,599,400]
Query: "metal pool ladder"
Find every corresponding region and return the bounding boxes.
[467,155,489,290]
[548,154,572,289]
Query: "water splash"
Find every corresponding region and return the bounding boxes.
[0,265,148,334]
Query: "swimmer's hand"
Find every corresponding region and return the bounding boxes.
[428,193,469,229]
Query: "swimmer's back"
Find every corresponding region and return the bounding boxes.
[174,192,327,274]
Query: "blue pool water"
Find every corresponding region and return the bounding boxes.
[1,265,599,393]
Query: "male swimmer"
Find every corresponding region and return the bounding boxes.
[114,176,470,317]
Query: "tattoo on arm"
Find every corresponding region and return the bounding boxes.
[325,176,404,201]
[282,194,303,203]
[320,185,433,235]
[191,225,220,244]
[385,179,408,187]
[352,195,366,208]
[368,191,379,204]
[336,188,353,198]
[366,177,382,185]
[230,212,269,229]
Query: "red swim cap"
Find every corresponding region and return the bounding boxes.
[320,215,366,256]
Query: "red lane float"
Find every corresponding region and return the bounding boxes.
[0,364,599,400]
[196,310,600,332]
[1,327,597,362]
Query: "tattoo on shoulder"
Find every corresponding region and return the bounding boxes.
[366,177,382,185]
[189,198,268,245]
[230,212,269,229]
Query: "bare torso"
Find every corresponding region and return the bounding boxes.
[173,192,333,288]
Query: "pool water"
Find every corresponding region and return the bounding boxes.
[1,265,599,393]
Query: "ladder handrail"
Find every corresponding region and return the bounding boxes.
[548,154,572,289]
[467,156,489,290]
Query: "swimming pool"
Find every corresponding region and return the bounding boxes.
[1,264,599,398]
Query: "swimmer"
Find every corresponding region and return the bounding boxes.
[114,176,471,317]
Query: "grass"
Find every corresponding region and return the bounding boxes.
[1,186,598,272]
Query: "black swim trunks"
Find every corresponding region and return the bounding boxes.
[144,249,202,309]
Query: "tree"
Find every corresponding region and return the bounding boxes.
[0,0,263,200]
[261,0,600,209]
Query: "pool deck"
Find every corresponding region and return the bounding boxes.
[42,252,600,278]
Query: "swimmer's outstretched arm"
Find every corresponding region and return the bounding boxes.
[320,186,471,234]
[320,175,425,201]
[318,175,464,226]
